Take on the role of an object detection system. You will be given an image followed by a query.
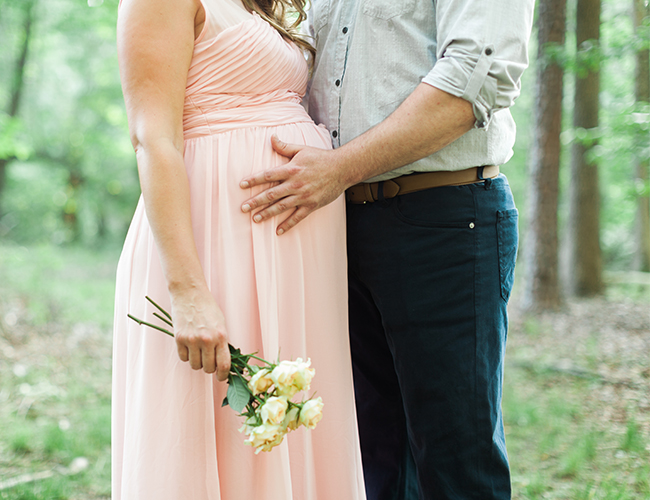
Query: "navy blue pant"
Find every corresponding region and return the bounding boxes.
[346,175,517,500]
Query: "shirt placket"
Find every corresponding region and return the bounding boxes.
[329,3,354,148]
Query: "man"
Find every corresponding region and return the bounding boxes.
[240,1,535,498]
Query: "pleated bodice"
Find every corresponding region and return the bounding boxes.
[183,11,312,138]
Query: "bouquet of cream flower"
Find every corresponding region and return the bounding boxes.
[128,296,324,454]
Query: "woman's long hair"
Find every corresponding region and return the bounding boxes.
[242,0,315,61]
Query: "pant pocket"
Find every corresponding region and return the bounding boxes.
[496,209,519,303]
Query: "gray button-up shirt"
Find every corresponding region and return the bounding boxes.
[306,0,535,182]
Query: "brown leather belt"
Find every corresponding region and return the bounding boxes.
[345,165,500,204]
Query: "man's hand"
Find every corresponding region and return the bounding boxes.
[240,135,350,235]
[239,84,476,235]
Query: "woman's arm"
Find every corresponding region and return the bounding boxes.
[118,0,230,380]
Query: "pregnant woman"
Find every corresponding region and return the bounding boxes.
[111,0,365,498]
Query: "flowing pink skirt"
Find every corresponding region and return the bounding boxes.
[111,120,366,499]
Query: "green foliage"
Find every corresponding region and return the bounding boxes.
[0,0,140,246]
[621,417,646,453]
[559,430,599,477]
[0,243,119,327]
[0,479,72,500]
[0,0,645,274]
[515,0,650,271]
[0,245,114,499]
[0,113,31,161]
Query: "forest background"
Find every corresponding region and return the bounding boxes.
[0,0,648,498]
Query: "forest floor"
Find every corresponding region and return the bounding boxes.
[0,244,648,499]
[505,291,650,499]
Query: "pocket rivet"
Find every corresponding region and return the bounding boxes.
[469,222,475,229]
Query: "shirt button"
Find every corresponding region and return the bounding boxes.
[342,27,348,34]
[332,131,338,138]
[485,47,493,56]
[335,79,341,86]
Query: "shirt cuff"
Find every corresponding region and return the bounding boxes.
[422,44,497,129]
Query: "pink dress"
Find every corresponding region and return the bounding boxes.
[111,2,366,499]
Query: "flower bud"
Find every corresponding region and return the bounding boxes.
[299,397,324,430]
[248,368,274,395]
[282,406,300,431]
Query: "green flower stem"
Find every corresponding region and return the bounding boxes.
[127,314,174,337]
[128,300,273,401]
[145,296,172,320]
[153,312,173,328]
[246,354,272,366]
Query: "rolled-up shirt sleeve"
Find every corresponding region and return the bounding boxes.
[422,0,535,129]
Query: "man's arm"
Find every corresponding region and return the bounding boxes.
[240,84,474,234]
[241,0,535,235]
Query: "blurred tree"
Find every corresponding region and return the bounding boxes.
[0,0,36,217]
[522,0,567,311]
[0,0,139,245]
[633,0,650,271]
[566,0,604,295]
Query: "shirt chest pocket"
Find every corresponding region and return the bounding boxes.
[362,0,416,19]
[312,0,331,34]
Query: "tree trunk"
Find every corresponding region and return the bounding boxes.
[0,0,35,217]
[633,0,650,272]
[63,169,83,242]
[565,0,603,296]
[522,0,567,311]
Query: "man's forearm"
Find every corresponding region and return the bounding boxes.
[331,83,476,187]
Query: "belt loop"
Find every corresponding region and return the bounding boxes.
[477,165,492,189]
[377,181,386,202]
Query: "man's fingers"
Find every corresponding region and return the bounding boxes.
[242,182,296,214]
[276,206,312,235]
[240,167,287,191]
[239,166,280,189]
[243,188,278,214]
[271,134,303,158]
[251,195,299,223]
[215,342,231,381]
[239,136,306,190]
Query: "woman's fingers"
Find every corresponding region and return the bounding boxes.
[177,343,189,362]
[170,291,230,377]
[201,343,217,374]
[215,341,231,381]
[187,342,203,370]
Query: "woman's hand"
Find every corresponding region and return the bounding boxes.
[171,285,231,381]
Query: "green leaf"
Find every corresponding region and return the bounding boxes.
[227,375,251,413]
[221,396,229,408]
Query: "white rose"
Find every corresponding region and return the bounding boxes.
[260,396,288,425]
[271,358,315,396]
[244,423,286,454]
[271,362,298,397]
[248,368,273,395]
[238,416,257,436]
[299,397,324,430]
[282,406,300,431]
[294,360,315,391]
